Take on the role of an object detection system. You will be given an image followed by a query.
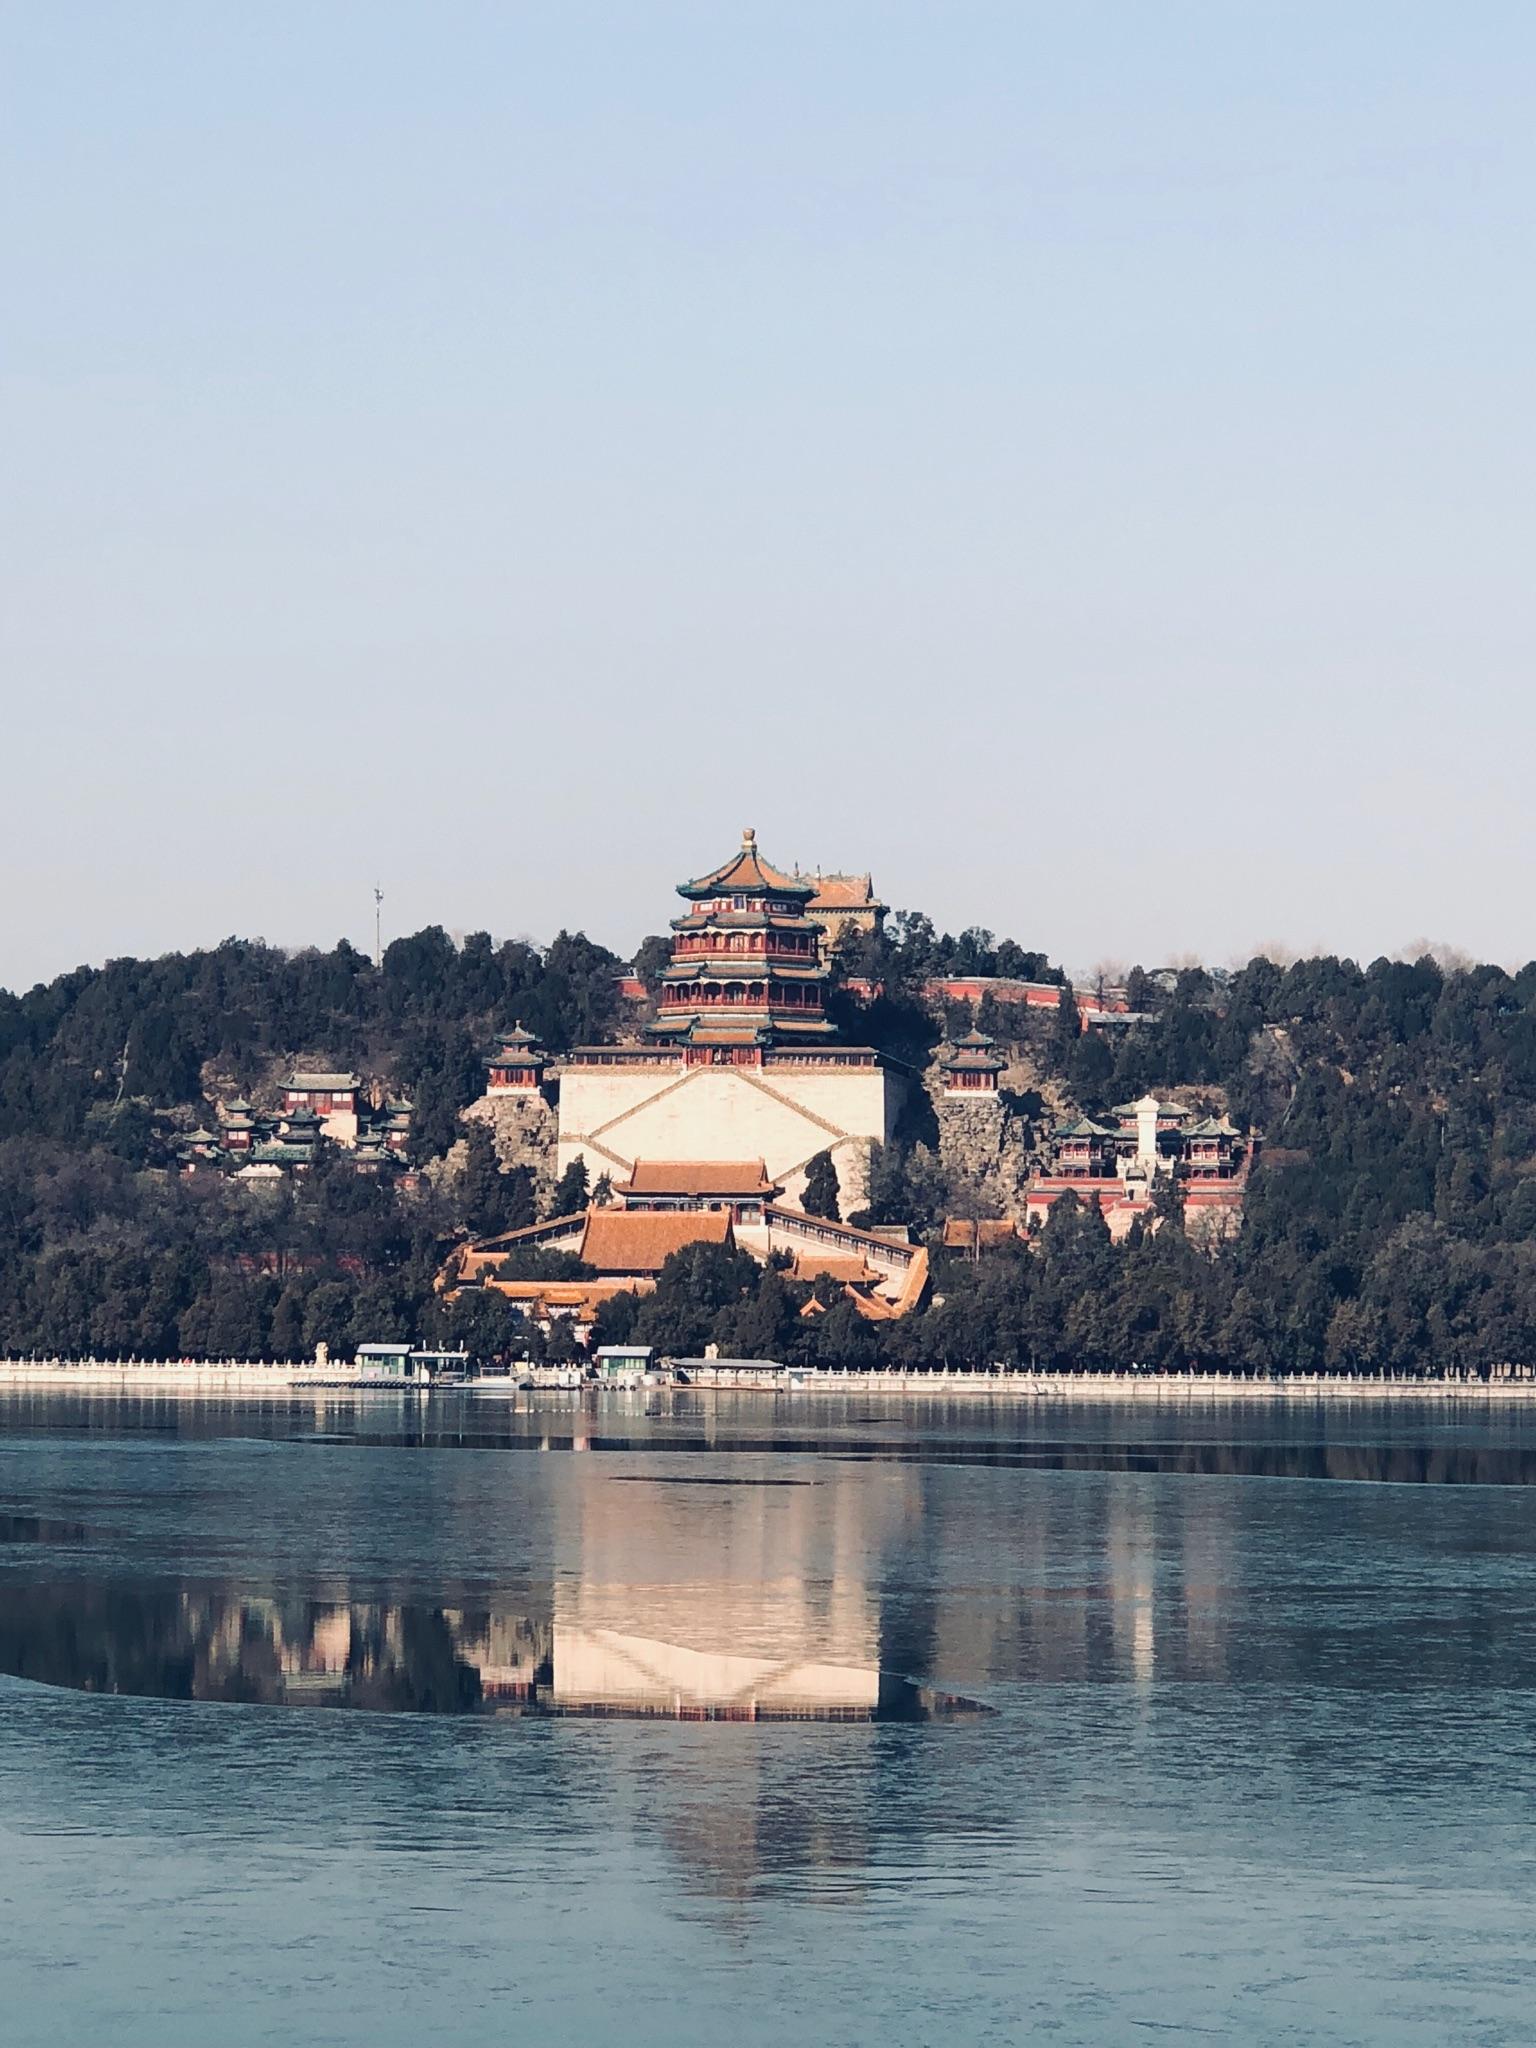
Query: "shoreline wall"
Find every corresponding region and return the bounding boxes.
[4,1360,1536,1400]
[0,1361,351,1392]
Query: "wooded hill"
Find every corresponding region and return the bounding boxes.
[4,925,1536,1373]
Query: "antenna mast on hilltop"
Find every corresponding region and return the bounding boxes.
[373,884,384,969]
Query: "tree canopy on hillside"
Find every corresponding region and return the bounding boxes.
[8,928,1536,1374]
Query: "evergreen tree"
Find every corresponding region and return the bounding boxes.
[446,1289,514,1364]
[632,1242,760,1357]
[544,1317,583,1365]
[715,1268,798,1359]
[503,1165,536,1231]
[270,1283,307,1361]
[548,1157,590,1218]
[301,1282,355,1359]
[1050,983,1082,1064]
[493,1246,594,1280]
[860,1141,947,1231]
[1068,1029,1115,1107]
[591,1289,641,1348]
[802,1150,840,1220]
[1151,1169,1186,1231]
[399,1020,482,1162]
[460,1123,515,1238]
[631,936,673,992]
[204,1273,271,1359]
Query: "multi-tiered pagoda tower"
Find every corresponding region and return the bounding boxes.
[551,829,905,1210]
[652,828,836,1054]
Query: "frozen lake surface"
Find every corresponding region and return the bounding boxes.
[1,1388,1534,2045]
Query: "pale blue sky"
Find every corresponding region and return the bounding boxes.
[4,3,1534,989]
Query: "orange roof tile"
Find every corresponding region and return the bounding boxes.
[485,1278,655,1309]
[578,1208,735,1275]
[807,873,884,910]
[620,1160,778,1197]
[794,1246,931,1321]
[856,1246,930,1318]
[791,1252,877,1285]
[762,1204,918,1259]
[942,1218,1021,1249]
[678,828,813,902]
[463,1214,587,1253]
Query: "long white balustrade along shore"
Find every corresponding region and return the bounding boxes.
[3,1357,1536,1398]
[0,1359,375,1391]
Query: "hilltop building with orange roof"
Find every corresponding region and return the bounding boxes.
[804,872,887,958]
[443,1155,930,1328]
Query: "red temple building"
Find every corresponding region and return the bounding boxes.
[1050,1116,1119,1176]
[181,1079,414,1184]
[1184,1114,1244,1178]
[938,1029,1006,1094]
[485,1026,548,1094]
[219,1098,256,1154]
[283,1072,359,1120]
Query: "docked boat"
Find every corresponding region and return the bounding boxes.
[342,1344,470,1389]
[592,1345,657,1388]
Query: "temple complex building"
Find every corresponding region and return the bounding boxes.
[177,1076,413,1184]
[652,829,835,1048]
[881,974,1149,1035]
[941,1217,1024,1254]
[554,831,904,1211]
[445,1160,929,1323]
[929,1027,1030,1222]
[462,1028,560,1209]
[283,1071,360,1144]
[219,1099,256,1154]
[1025,1094,1254,1243]
[611,1160,781,1223]
[578,1207,738,1280]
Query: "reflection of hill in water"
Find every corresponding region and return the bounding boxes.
[0,1584,984,1721]
[0,1586,485,1714]
[10,1434,1536,1913]
[0,1469,996,1719]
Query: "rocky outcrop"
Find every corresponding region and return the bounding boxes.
[927,1056,1037,1223]
[461,1089,559,1207]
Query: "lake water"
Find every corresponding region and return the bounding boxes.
[3,1388,1536,2045]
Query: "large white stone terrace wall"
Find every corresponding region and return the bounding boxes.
[556,1059,900,1213]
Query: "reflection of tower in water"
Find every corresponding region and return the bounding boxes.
[914,1467,1239,1689]
[1105,1483,1157,1685]
[550,1462,919,1717]
[0,1466,993,1909]
[552,1463,927,1902]
[1174,1479,1235,1683]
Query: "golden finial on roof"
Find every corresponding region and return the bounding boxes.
[743,826,756,847]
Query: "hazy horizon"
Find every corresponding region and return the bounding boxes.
[7,4,1535,993]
